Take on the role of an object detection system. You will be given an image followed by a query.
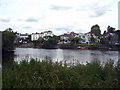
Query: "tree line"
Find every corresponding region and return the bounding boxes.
[1,25,120,50]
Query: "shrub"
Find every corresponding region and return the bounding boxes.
[2,59,119,88]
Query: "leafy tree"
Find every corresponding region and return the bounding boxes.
[69,37,83,44]
[43,36,59,48]
[44,36,52,40]
[32,40,40,46]
[100,37,109,44]
[103,30,107,35]
[2,28,15,51]
[90,36,97,43]
[26,35,31,42]
[107,26,115,33]
[115,30,120,43]
[91,24,101,37]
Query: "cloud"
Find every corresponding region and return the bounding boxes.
[0,18,10,22]
[89,6,110,17]
[50,5,72,10]
[0,0,118,35]
[22,26,32,29]
[88,1,115,17]
[25,17,40,22]
[75,0,115,18]
[55,27,70,31]
[0,0,15,6]
[0,17,10,23]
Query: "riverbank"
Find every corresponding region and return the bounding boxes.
[3,58,120,88]
[15,43,33,48]
[15,43,120,51]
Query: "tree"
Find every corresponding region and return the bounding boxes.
[91,24,101,37]
[2,28,15,51]
[42,36,59,48]
[100,37,108,44]
[69,37,83,44]
[103,30,107,35]
[26,35,31,42]
[90,36,97,43]
[107,26,115,33]
[32,40,40,46]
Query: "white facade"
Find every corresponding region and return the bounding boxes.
[78,33,90,43]
[20,35,28,39]
[78,32,99,43]
[15,33,29,43]
[31,33,41,41]
[59,32,100,44]
[31,31,54,41]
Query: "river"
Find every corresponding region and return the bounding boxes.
[14,48,119,65]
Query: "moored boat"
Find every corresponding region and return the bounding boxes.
[77,46,86,50]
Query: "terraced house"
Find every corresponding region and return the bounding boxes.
[59,31,99,44]
[31,30,54,41]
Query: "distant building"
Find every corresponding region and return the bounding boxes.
[108,32,119,45]
[15,33,29,43]
[31,33,41,41]
[44,30,54,37]
[103,27,120,45]
[31,30,54,41]
[78,33,90,43]
[59,31,99,44]
[59,32,77,44]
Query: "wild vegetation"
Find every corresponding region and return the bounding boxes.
[3,59,120,88]
[2,28,15,51]
[42,36,59,48]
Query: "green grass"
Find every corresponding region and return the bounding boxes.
[15,43,33,47]
[2,59,120,88]
[77,43,101,45]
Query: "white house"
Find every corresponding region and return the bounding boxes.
[78,32,99,44]
[59,32,78,44]
[15,33,29,43]
[86,32,100,43]
[31,33,41,41]
[44,30,54,37]
[59,31,100,44]
[20,34,28,39]
[31,31,54,41]
[59,33,71,44]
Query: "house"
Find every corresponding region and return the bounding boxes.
[78,33,90,43]
[75,32,99,44]
[31,30,54,41]
[87,32,100,43]
[107,31,119,45]
[103,26,119,45]
[115,30,120,43]
[15,33,29,43]
[44,30,54,37]
[59,32,77,44]
[31,32,41,41]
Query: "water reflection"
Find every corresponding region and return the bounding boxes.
[117,51,120,67]
[14,48,119,64]
[2,52,14,65]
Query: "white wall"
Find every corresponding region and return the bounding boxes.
[31,33,41,41]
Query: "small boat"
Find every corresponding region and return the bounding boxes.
[77,46,86,50]
[34,46,41,48]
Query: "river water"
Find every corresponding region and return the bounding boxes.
[14,48,119,65]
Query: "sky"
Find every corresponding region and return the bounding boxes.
[0,0,119,35]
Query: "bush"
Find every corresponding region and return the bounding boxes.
[2,59,120,88]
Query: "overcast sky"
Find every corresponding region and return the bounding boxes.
[0,0,119,35]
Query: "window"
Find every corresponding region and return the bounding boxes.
[82,36,85,38]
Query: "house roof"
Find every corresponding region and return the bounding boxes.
[20,34,28,36]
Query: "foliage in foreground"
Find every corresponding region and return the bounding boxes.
[3,59,120,88]
[2,28,15,51]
